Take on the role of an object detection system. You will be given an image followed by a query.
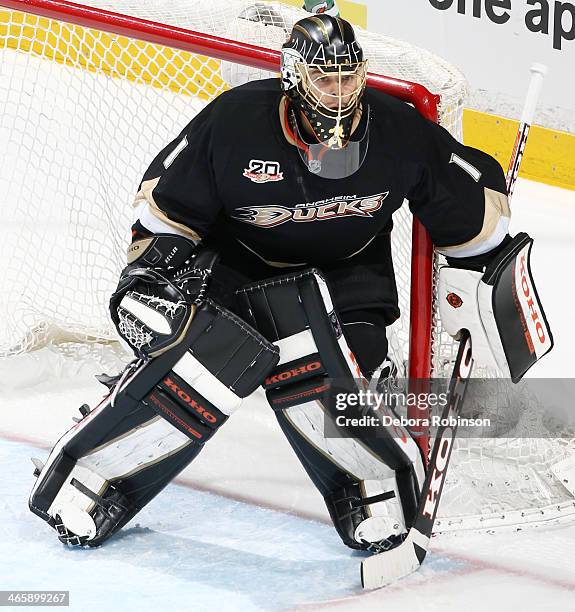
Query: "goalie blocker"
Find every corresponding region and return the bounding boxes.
[439,232,553,382]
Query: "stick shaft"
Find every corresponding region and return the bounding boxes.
[505,63,547,200]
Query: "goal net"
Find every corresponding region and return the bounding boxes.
[0,0,573,531]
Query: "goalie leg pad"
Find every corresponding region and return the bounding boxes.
[29,300,279,546]
[237,269,424,551]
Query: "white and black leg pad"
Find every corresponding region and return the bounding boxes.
[237,269,425,552]
[439,232,553,382]
[29,299,279,546]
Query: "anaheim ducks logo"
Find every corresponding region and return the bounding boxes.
[232,192,389,228]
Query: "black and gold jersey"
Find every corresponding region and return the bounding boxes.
[134,78,508,268]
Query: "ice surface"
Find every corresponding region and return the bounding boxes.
[3,434,575,611]
[1,442,364,611]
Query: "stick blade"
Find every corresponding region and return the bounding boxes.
[361,529,430,590]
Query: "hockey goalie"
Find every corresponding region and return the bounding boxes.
[29,14,553,556]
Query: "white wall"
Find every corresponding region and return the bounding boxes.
[364,0,575,132]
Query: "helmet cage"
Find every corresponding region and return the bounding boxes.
[280,15,368,162]
[295,60,367,123]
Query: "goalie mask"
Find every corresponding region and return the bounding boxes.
[281,14,368,179]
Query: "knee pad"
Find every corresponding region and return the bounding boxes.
[29,300,279,546]
[237,269,425,551]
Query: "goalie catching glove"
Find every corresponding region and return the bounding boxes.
[110,234,218,358]
[439,232,553,382]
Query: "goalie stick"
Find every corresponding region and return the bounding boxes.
[361,61,547,589]
[361,331,473,590]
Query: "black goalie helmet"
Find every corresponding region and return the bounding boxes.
[281,14,369,179]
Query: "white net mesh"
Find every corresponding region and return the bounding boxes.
[0,0,572,530]
[117,291,186,352]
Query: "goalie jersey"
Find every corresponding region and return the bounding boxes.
[133,78,510,320]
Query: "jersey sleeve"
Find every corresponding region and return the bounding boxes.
[407,119,510,260]
[132,101,223,243]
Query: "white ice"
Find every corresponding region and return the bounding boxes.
[1,177,574,611]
